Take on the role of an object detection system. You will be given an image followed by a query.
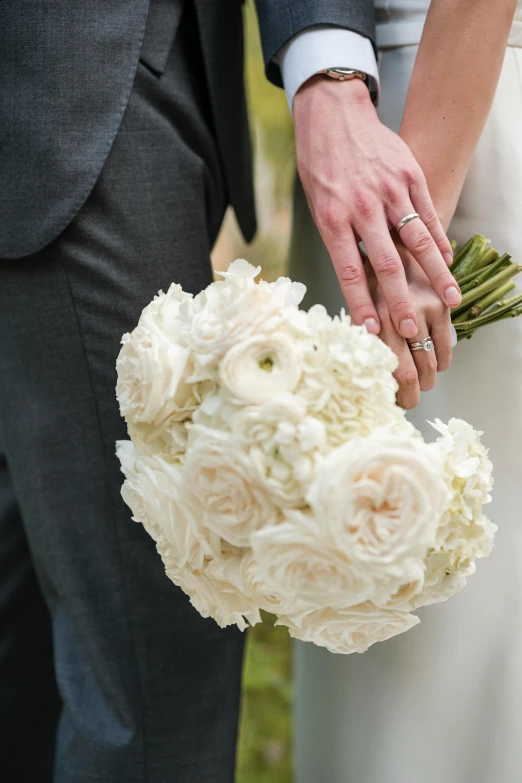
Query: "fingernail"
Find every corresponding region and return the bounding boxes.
[444,286,462,307]
[444,252,453,266]
[364,317,379,334]
[450,324,458,347]
[399,318,417,338]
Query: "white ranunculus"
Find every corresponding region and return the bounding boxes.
[278,602,420,654]
[186,263,305,372]
[306,425,446,600]
[251,510,381,608]
[219,333,302,405]
[181,429,278,548]
[117,441,219,568]
[116,284,196,427]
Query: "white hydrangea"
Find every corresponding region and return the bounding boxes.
[412,418,495,609]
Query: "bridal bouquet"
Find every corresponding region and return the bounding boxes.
[116,260,495,654]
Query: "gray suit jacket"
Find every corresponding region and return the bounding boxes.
[0,0,375,258]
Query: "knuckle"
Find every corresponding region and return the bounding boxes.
[410,230,434,256]
[424,357,438,374]
[421,207,440,229]
[338,263,364,287]
[353,190,375,221]
[396,369,418,389]
[318,205,346,235]
[374,254,402,278]
[382,179,401,203]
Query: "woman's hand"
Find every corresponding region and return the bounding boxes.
[367,241,453,409]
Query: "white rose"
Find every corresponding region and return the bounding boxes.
[306,426,446,598]
[240,552,308,616]
[116,441,218,568]
[182,429,278,547]
[219,333,302,405]
[231,393,326,506]
[127,418,188,458]
[159,546,261,631]
[116,284,196,427]
[278,602,420,654]
[251,510,380,608]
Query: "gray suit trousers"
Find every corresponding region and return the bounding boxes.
[0,4,245,781]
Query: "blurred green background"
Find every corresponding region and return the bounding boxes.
[211,4,295,782]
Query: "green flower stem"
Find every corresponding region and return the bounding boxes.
[453,293,522,332]
[450,236,474,273]
[453,235,489,279]
[451,262,522,316]
[455,252,507,289]
[475,247,499,270]
[468,281,516,318]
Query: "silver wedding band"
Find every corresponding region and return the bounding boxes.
[396,212,421,233]
[408,335,434,353]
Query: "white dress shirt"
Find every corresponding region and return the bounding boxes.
[277,26,380,111]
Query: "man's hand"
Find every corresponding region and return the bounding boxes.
[367,243,453,409]
[293,76,462,339]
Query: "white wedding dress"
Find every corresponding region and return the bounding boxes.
[289,2,522,782]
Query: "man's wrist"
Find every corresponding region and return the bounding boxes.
[275,26,379,112]
[294,73,374,108]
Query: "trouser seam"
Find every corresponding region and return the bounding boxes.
[59,254,148,783]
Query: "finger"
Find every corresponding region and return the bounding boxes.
[322,229,380,335]
[358,215,418,339]
[380,317,420,410]
[407,322,438,392]
[430,309,453,372]
[409,176,454,266]
[391,208,462,309]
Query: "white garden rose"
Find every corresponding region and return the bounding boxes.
[219,333,302,405]
[116,284,196,427]
[240,552,309,616]
[159,546,261,631]
[127,418,188,458]
[306,425,446,599]
[251,510,381,608]
[116,441,219,568]
[278,602,420,654]
[181,429,278,547]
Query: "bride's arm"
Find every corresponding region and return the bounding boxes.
[400,0,518,229]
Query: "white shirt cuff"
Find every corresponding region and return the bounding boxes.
[276,26,379,113]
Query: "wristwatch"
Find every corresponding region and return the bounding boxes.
[317,67,377,103]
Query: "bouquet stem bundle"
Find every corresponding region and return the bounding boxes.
[450,235,522,341]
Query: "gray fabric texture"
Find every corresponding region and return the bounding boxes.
[0,4,243,781]
[0,0,375,257]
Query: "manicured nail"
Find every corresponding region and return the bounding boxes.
[444,252,453,266]
[399,318,417,338]
[444,286,462,307]
[364,317,379,334]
